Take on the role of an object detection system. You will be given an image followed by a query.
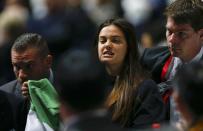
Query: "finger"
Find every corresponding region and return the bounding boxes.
[21,81,28,91]
[22,91,30,99]
[22,91,28,96]
[22,81,28,87]
[21,86,28,91]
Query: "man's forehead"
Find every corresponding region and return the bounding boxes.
[12,60,34,65]
[11,49,39,62]
[12,48,39,56]
[166,23,194,32]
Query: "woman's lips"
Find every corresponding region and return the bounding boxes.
[103,50,114,55]
[103,51,114,58]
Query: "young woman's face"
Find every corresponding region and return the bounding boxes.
[98,25,127,69]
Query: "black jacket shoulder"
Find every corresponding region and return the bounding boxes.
[0,90,27,131]
[0,80,22,96]
[140,46,171,83]
[130,79,166,128]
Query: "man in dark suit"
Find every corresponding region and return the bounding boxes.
[0,33,53,98]
[141,0,203,84]
[0,33,53,130]
[56,49,126,131]
[140,0,203,125]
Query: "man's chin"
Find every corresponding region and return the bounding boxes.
[170,50,179,57]
[17,79,26,84]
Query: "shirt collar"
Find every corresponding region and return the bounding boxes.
[190,46,203,63]
[174,46,203,64]
[48,69,54,84]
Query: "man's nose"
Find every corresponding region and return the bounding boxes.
[18,69,27,79]
[168,33,178,45]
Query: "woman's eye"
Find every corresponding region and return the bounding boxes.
[112,38,121,44]
[99,39,106,44]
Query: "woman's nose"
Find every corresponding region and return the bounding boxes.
[105,41,112,50]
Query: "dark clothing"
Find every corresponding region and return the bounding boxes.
[140,46,171,84]
[0,90,26,131]
[140,46,203,121]
[136,123,178,131]
[111,79,166,129]
[0,80,22,97]
[140,46,173,121]
[140,46,203,83]
[0,90,14,131]
[0,80,28,131]
[64,111,126,131]
[131,79,166,128]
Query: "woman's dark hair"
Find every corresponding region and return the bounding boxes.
[95,18,149,127]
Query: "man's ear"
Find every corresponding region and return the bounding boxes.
[45,55,53,68]
[199,28,203,41]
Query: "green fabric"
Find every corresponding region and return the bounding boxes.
[28,78,59,130]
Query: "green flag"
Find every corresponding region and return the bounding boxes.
[25,78,59,131]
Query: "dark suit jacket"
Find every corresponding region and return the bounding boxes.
[0,80,28,131]
[140,46,171,84]
[0,80,22,97]
[130,79,166,128]
[140,46,203,84]
[64,112,126,131]
[0,90,14,131]
[140,46,203,121]
[0,90,27,131]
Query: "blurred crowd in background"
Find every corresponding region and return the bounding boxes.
[0,0,173,85]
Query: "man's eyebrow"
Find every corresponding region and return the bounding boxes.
[112,36,121,38]
[13,60,34,65]
[166,27,191,32]
[23,60,34,63]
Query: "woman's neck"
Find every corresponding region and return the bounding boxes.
[105,64,122,76]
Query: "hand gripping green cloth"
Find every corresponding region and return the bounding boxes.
[25,78,59,131]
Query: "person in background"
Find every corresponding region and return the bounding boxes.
[141,0,203,84]
[0,33,53,130]
[56,49,126,131]
[0,0,29,85]
[140,0,203,125]
[173,62,203,131]
[95,18,166,129]
[0,33,53,98]
[27,0,96,65]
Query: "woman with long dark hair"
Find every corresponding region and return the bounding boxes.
[95,18,166,129]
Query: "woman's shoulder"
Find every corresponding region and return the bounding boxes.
[139,79,158,90]
[137,79,160,98]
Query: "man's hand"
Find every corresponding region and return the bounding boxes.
[21,82,30,99]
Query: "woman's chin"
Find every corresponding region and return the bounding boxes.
[100,59,113,64]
